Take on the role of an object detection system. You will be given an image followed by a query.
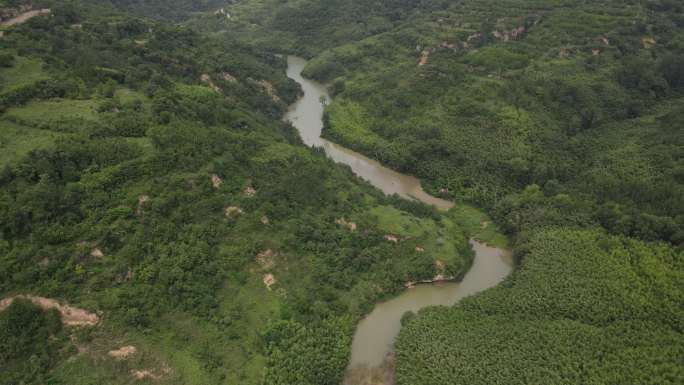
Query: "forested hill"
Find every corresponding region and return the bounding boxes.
[1,0,683,384]
[396,228,684,384]
[188,0,441,55]
[210,0,684,247]
[198,0,684,383]
[0,1,474,384]
[97,0,229,21]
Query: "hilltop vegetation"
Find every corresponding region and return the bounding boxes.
[210,0,684,246]
[205,0,684,382]
[0,1,472,384]
[98,0,228,21]
[1,299,67,385]
[396,229,684,384]
[303,0,684,247]
[188,0,443,56]
[2,0,683,383]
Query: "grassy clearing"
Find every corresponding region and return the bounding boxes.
[325,100,385,150]
[251,141,304,165]
[125,137,154,153]
[5,87,148,131]
[5,98,100,130]
[448,204,508,248]
[114,88,149,105]
[0,56,49,92]
[51,285,275,385]
[368,205,467,267]
[0,120,63,167]
[51,326,169,385]
[216,276,281,383]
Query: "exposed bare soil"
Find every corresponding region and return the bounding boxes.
[1,8,50,26]
[108,345,137,359]
[0,295,99,326]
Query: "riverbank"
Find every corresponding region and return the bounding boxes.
[283,55,513,384]
[284,56,455,210]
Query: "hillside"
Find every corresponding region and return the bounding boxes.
[223,0,684,244]
[0,1,473,384]
[199,0,684,383]
[97,0,228,21]
[1,0,683,384]
[396,229,684,384]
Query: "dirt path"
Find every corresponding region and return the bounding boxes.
[1,9,50,26]
[0,295,99,326]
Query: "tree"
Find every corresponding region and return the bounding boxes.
[0,53,14,68]
[660,55,684,90]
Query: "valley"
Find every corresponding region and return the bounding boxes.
[284,55,514,383]
[0,0,683,384]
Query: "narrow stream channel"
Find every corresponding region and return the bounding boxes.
[284,55,513,383]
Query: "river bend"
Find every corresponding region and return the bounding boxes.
[284,55,513,380]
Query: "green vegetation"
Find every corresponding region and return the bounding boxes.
[5,99,100,130]
[0,120,62,167]
[215,0,684,246]
[187,0,442,56]
[2,0,683,383]
[204,0,684,382]
[448,204,508,248]
[0,1,470,384]
[395,229,684,384]
[368,205,471,275]
[0,56,49,91]
[100,0,227,21]
[307,1,684,247]
[0,299,67,385]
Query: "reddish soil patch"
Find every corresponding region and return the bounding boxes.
[222,72,237,82]
[641,37,656,48]
[243,186,257,197]
[0,295,99,326]
[257,80,281,102]
[130,363,171,381]
[211,174,223,189]
[263,274,276,290]
[201,74,221,92]
[256,249,275,270]
[336,218,357,231]
[108,345,137,359]
[418,49,431,66]
[1,9,50,26]
[384,235,399,243]
[225,206,243,218]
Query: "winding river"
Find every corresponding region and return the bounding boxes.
[284,56,513,383]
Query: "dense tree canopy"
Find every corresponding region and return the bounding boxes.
[395,229,684,384]
[1,0,683,384]
[0,1,471,384]
[209,0,684,383]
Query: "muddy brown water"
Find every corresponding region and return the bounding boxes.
[284,56,453,211]
[284,56,513,382]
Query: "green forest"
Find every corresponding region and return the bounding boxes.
[395,228,684,384]
[0,1,471,384]
[1,0,683,384]
[195,0,684,380]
